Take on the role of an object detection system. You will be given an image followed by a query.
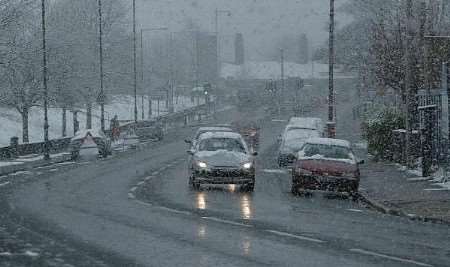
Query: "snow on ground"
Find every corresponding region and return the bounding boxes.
[0,95,201,147]
[221,61,354,80]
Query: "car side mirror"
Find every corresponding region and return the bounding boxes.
[184,139,192,144]
[357,159,365,164]
[187,150,194,155]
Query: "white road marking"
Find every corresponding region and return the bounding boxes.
[349,248,433,267]
[137,181,144,186]
[130,187,137,192]
[152,171,159,175]
[127,193,135,199]
[158,167,166,172]
[24,251,39,257]
[266,230,325,243]
[158,206,191,215]
[144,176,153,181]
[271,119,287,122]
[262,169,288,174]
[201,217,252,227]
[0,181,11,187]
[424,188,449,191]
[49,168,58,172]
[346,209,363,213]
[407,177,431,182]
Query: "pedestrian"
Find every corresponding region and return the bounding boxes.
[110,115,120,141]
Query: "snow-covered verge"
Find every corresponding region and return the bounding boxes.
[221,61,355,80]
[0,95,201,147]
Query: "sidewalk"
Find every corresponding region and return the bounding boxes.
[334,90,450,224]
[359,160,450,223]
[0,152,71,176]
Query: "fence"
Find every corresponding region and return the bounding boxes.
[0,104,208,161]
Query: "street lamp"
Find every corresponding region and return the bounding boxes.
[327,0,336,138]
[98,0,105,132]
[140,27,168,120]
[41,0,50,160]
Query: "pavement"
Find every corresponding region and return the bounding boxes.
[335,90,450,224]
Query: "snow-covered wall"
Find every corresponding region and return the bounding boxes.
[0,95,201,147]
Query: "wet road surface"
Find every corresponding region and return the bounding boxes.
[5,108,450,267]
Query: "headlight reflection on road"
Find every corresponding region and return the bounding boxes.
[197,192,206,210]
[242,237,251,256]
[197,224,207,239]
[240,195,252,220]
[228,184,236,192]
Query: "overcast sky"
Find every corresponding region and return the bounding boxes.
[137,0,350,61]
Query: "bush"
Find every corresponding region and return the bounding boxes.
[361,107,404,161]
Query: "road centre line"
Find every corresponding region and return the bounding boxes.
[130,187,137,192]
[158,206,192,215]
[151,171,159,175]
[346,209,363,213]
[144,176,153,181]
[201,217,252,227]
[0,181,11,187]
[127,193,135,199]
[137,181,144,186]
[266,230,325,243]
[349,248,433,267]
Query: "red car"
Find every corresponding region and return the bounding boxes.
[291,138,364,196]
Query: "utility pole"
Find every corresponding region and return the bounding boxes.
[327,0,336,138]
[133,0,138,123]
[280,48,285,115]
[405,0,413,167]
[41,0,50,160]
[98,0,105,131]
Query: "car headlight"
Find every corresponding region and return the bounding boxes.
[197,161,207,168]
[242,162,252,169]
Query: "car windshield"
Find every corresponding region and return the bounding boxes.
[198,138,246,153]
[302,144,352,160]
[285,129,319,141]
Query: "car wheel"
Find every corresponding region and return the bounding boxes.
[244,182,254,192]
[189,175,200,190]
[71,151,79,161]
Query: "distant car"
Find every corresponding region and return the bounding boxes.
[291,138,364,196]
[278,128,320,167]
[287,117,324,136]
[231,120,260,151]
[135,120,164,141]
[70,129,112,160]
[185,126,234,149]
[187,131,257,191]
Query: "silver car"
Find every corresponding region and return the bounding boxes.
[187,131,257,191]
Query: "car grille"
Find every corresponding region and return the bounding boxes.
[210,168,242,177]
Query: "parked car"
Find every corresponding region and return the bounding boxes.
[135,120,164,141]
[187,131,257,191]
[70,129,112,160]
[278,127,321,167]
[291,138,364,196]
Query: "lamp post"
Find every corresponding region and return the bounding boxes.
[140,27,168,120]
[41,0,50,160]
[98,0,105,131]
[133,0,138,123]
[327,0,336,138]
